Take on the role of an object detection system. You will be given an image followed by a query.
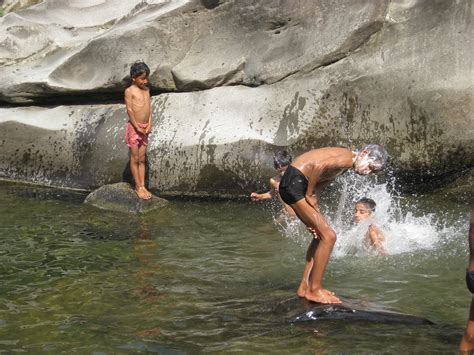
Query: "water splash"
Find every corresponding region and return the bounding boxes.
[275,172,464,258]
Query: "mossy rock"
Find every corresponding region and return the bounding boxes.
[84,182,168,214]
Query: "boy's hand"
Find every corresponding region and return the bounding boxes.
[250,192,260,201]
[145,125,152,134]
[307,226,319,239]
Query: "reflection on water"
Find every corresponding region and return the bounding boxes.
[0,180,471,353]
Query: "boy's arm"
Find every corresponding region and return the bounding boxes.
[250,177,277,201]
[146,92,152,134]
[124,88,146,134]
[368,225,388,256]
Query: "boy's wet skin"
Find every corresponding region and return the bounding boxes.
[353,198,387,256]
[279,145,388,304]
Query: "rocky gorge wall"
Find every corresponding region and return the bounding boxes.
[0,0,472,196]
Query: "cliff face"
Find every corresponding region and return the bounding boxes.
[0,0,472,195]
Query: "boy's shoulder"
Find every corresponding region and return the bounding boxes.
[368,224,384,237]
[124,85,134,95]
[125,84,150,96]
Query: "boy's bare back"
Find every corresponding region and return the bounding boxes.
[291,147,353,185]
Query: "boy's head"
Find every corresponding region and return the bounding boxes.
[353,144,389,175]
[273,150,292,171]
[130,61,150,89]
[354,198,376,224]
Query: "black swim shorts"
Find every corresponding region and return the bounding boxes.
[466,270,474,293]
[279,165,308,205]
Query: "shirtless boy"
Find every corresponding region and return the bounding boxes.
[250,150,295,217]
[460,214,474,353]
[353,198,388,256]
[124,61,153,200]
[279,145,389,304]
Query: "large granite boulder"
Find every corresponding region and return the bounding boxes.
[0,0,472,196]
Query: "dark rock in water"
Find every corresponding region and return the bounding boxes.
[84,182,168,214]
[277,296,433,325]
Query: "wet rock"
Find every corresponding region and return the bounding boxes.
[84,182,168,214]
[431,169,474,207]
[277,296,433,325]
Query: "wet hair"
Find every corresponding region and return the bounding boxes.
[273,150,292,169]
[360,144,389,171]
[130,61,150,78]
[356,198,376,212]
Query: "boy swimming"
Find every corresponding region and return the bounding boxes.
[124,61,153,200]
[250,150,295,217]
[353,197,387,256]
[278,144,389,304]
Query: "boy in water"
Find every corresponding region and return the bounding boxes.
[124,61,153,200]
[460,214,474,353]
[279,144,389,304]
[250,150,295,217]
[353,198,387,256]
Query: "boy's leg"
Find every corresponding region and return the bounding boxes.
[291,199,341,304]
[297,238,317,297]
[137,145,151,199]
[460,298,474,353]
[130,146,148,199]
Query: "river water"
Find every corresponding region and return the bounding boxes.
[0,176,471,353]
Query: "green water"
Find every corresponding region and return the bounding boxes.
[0,181,471,353]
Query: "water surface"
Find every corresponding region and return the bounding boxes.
[0,180,471,353]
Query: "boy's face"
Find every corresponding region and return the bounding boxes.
[354,203,372,224]
[132,73,149,89]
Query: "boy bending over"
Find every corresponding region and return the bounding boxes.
[279,145,389,304]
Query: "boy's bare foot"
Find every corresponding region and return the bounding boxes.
[297,282,307,297]
[305,288,342,304]
[297,283,335,298]
[136,187,149,200]
[143,187,153,199]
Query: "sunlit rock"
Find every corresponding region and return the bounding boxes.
[0,0,472,195]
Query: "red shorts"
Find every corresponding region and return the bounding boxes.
[125,122,149,148]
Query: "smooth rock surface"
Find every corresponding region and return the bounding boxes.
[0,0,472,195]
[84,182,168,214]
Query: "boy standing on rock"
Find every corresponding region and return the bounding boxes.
[124,61,153,200]
[279,145,389,304]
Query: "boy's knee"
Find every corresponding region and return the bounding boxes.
[323,230,337,245]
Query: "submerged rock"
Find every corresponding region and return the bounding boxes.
[84,182,168,214]
[277,296,433,325]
